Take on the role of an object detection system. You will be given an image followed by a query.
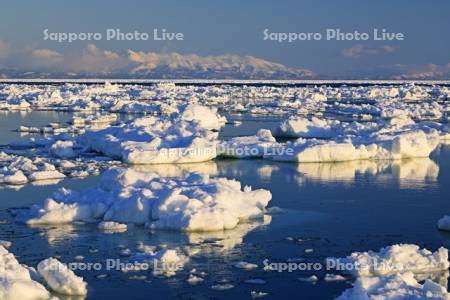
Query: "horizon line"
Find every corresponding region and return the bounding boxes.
[1,78,450,85]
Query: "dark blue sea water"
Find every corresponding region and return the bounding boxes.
[1,111,449,299]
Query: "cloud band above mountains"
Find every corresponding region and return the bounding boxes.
[0,43,315,79]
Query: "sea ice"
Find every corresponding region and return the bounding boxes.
[37,257,87,295]
[324,274,346,282]
[220,129,278,158]
[0,246,50,300]
[234,261,258,270]
[79,110,221,164]
[0,152,77,186]
[97,221,128,233]
[178,104,227,130]
[336,272,450,300]
[49,140,76,159]
[187,274,204,285]
[267,129,440,162]
[298,275,319,283]
[328,244,449,277]
[251,291,269,298]
[275,116,341,138]
[1,82,449,126]
[19,167,272,231]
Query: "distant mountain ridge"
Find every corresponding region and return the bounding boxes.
[0,51,316,80]
[127,51,316,79]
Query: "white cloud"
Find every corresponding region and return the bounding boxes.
[30,49,63,66]
[341,44,397,58]
[69,44,128,73]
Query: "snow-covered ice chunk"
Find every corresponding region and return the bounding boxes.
[24,197,109,225]
[28,170,66,182]
[49,140,76,159]
[20,167,272,232]
[328,244,449,277]
[0,170,28,185]
[79,113,220,164]
[275,116,341,138]
[336,272,450,300]
[267,139,375,162]
[269,110,445,162]
[97,221,127,233]
[0,246,50,300]
[37,257,87,296]
[179,104,226,130]
[220,129,278,158]
[267,130,440,162]
[0,152,78,186]
[147,174,272,231]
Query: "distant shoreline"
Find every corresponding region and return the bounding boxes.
[1,79,450,87]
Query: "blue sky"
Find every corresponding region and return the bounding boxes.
[0,0,449,78]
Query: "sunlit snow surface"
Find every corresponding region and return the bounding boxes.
[1,81,450,299]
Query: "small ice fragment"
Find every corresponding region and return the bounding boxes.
[298,275,319,283]
[234,261,258,270]
[120,248,131,257]
[324,273,346,282]
[251,291,269,298]
[98,221,127,233]
[187,274,204,285]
